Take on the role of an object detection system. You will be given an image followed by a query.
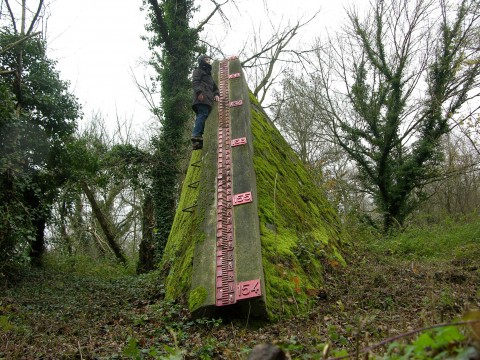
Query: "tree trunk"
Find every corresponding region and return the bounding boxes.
[137,194,155,274]
[24,187,45,266]
[146,0,198,259]
[29,213,45,266]
[72,195,89,252]
[81,182,127,264]
[0,169,15,261]
[59,200,73,256]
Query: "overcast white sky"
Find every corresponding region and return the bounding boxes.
[46,0,151,129]
[43,0,366,132]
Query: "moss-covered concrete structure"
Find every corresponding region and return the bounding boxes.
[159,58,347,320]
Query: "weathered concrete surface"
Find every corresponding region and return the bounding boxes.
[228,59,266,316]
[189,61,221,316]
[190,59,266,318]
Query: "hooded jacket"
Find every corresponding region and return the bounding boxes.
[191,56,220,113]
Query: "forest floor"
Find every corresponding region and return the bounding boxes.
[1,223,480,359]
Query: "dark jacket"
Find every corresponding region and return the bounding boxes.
[191,62,219,113]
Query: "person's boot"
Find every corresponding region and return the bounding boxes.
[191,136,203,150]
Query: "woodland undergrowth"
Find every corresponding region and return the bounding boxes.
[1,216,479,359]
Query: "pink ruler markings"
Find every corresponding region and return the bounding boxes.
[215,58,261,307]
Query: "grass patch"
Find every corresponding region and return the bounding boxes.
[365,215,480,262]
[42,253,136,279]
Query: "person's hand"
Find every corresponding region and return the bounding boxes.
[197,93,204,102]
[214,95,220,102]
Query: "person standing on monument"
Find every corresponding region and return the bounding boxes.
[191,54,220,150]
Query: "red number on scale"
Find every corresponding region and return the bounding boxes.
[233,192,252,205]
[231,137,247,147]
[229,100,243,107]
[236,280,261,300]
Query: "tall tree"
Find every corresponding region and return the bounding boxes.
[314,0,480,231]
[143,0,199,261]
[142,0,227,260]
[0,0,80,268]
[272,72,361,215]
[273,71,329,165]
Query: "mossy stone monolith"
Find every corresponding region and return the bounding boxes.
[159,58,347,320]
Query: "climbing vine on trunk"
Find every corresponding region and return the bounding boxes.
[142,0,199,260]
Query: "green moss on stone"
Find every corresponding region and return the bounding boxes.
[189,286,208,312]
[158,73,348,320]
[159,63,220,308]
[249,92,348,319]
[160,150,204,302]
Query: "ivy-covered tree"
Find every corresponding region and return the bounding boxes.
[141,0,228,262]
[0,1,81,269]
[315,0,480,231]
[143,0,198,261]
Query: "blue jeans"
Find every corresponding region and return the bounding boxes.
[192,104,209,138]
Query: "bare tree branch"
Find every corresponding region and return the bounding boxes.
[129,66,162,122]
[4,0,18,33]
[196,0,229,31]
[239,11,320,106]
[26,0,44,35]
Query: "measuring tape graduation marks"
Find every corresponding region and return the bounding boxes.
[215,58,261,307]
